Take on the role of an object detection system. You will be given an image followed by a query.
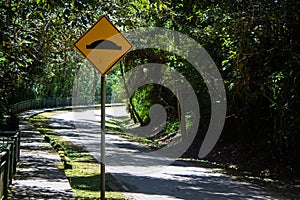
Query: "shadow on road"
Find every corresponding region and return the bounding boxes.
[48,109,288,200]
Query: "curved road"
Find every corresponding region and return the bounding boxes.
[48,106,288,200]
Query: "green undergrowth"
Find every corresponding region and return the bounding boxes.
[29,113,126,200]
[105,117,163,149]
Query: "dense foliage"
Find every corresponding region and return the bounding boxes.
[1,0,299,178]
[1,0,103,126]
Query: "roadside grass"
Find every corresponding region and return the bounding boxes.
[29,113,125,200]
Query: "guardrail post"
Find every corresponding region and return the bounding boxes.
[0,151,8,199]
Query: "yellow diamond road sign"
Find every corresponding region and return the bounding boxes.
[74,15,132,75]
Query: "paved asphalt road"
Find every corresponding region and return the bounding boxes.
[48,106,288,200]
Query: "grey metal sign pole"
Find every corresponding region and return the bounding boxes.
[101,75,106,200]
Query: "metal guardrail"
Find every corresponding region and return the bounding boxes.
[11,96,102,114]
[0,131,20,200]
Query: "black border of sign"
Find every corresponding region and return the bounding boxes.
[73,15,133,75]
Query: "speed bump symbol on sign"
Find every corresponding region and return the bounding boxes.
[74,15,132,75]
[86,39,122,50]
